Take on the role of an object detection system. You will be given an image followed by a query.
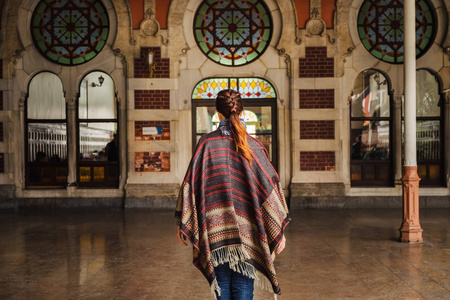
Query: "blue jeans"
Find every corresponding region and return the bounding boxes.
[214,262,254,300]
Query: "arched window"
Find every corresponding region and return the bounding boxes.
[193,0,273,66]
[357,0,436,64]
[409,70,445,186]
[350,70,393,186]
[26,72,67,187]
[192,77,278,170]
[30,0,110,66]
[78,72,119,187]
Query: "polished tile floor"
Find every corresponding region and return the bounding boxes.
[0,208,449,300]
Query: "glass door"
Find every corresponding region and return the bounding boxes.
[192,78,278,170]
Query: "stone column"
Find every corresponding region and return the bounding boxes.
[66,96,78,188]
[17,92,27,189]
[400,0,423,243]
[393,95,402,182]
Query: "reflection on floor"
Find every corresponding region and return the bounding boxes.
[0,208,449,299]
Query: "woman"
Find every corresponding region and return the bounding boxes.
[175,89,290,299]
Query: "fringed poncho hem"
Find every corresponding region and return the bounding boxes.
[209,245,279,300]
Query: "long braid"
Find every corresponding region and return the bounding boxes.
[216,89,253,165]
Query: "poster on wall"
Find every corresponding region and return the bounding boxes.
[135,121,170,141]
[135,152,170,172]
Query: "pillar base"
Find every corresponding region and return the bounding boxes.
[399,166,423,243]
[399,227,423,243]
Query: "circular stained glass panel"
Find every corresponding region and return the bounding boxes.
[357,0,436,64]
[193,0,273,66]
[31,0,109,66]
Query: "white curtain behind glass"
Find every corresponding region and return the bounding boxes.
[28,72,65,119]
[416,70,440,117]
[79,71,116,119]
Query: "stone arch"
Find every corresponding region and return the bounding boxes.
[350,68,393,95]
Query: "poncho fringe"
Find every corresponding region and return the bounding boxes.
[210,245,278,300]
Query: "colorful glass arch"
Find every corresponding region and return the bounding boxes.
[192,77,276,99]
[193,0,273,66]
[212,110,258,122]
[31,0,110,66]
[357,0,436,64]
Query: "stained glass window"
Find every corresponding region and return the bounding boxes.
[357,0,436,64]
[192,78,276,99]
[193,0,272,66]
[31,0,109,66]
[212,110,258,122]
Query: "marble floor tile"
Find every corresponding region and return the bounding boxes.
[0,208,449,299]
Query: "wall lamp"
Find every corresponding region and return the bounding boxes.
[373,73,386,87]
[145,49,157,78]
[91,75,105,87]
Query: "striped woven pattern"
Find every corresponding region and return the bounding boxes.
[175,129,290,296]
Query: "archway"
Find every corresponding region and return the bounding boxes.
[192,77,278,170]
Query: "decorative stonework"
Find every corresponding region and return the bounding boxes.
[342,47,354,63]
[444,46,450,55]
[65,96,77,109]
[306,8,325,37]
[277,48,292,77]
[137,8,168,45]
[399,166,423,243]
[140,9,159,37]
[295,28,302,45]
[18,92,27,110]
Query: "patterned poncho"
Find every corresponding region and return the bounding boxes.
[175,128,290,298]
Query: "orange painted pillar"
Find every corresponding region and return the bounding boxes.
[399,167,423,243]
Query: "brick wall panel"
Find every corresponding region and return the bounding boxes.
[299,89,334,109]
[134,47,170,78]
[134,90,170,109]
[299,47,334,78]
[300,120,334,139]
[300,151,335,171]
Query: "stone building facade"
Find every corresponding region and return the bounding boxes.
[0,0,449,208]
